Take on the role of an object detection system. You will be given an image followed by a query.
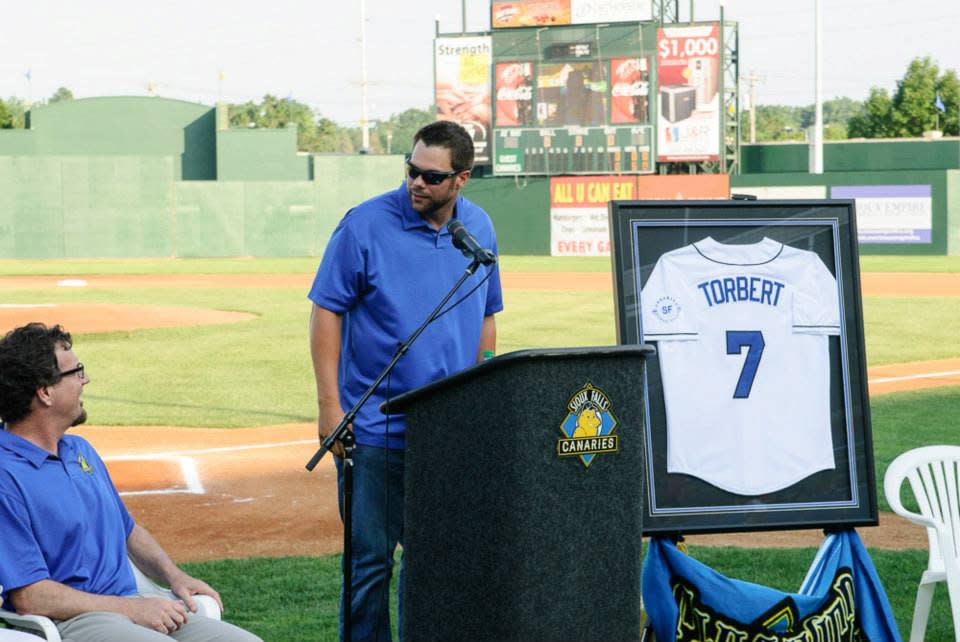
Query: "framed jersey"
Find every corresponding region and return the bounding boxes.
[609,200,877,535]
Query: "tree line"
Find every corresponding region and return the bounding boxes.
[2,57,956,148]
[745,57,958,141]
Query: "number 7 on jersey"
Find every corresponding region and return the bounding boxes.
[726,330,765,399]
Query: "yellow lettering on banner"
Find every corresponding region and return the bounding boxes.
[575,183,586,202]
[613,181,634,199]
[587,183,608,203]
[553,182,573,204]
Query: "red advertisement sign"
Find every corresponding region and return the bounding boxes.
[492,1,572,28]
[656,24,721,162]
[495,62,535,127]
[492,0,652,28]
[610,57,650,124]
[637,174,729,199]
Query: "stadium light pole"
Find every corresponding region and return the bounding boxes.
[811,0,824,174]
[360,0,371,152]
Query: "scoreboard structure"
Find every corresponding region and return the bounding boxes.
[434,2,740,177]
[491,23,656,175]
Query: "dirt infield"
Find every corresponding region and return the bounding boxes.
[4,270,959,560]
[0,303,255,334]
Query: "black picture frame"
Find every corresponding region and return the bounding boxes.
[609,200,878,535]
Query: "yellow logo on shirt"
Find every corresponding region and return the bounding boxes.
[78,454,94,474]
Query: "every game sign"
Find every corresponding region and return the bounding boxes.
[550,176,635,256]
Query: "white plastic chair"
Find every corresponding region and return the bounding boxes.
[0,557,221,641]
[884,445,960,642]
[1,586,44,640]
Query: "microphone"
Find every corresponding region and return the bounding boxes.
[447,220,497,266]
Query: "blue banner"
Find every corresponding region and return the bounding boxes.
[642,531,901,641]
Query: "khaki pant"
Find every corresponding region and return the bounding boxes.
[57,611,262,642]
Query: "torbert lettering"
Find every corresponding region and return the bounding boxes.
[696,275,785,308]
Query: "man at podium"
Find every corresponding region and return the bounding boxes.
[307,120,503,641]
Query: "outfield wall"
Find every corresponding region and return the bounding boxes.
[2,97,958,258]
[0,155,404,259]
[464,169,960,256]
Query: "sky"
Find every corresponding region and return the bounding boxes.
[1,0,958,126]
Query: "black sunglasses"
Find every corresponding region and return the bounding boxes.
[57,363,86,380]
[405,160,462,186]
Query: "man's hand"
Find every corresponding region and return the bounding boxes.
[168,570,224,614]
[124,596,189,635]
[319,408,349,459]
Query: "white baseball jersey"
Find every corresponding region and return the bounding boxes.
[641,237,841,495]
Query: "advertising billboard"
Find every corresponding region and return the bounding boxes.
[537,61,607,126]
[495,62,535,127]
[550,176,635,256]
[610,57,650,124]
[656,24,721,162]
[830,185,933,244]
[492,0,652,29]
[435,36,493,164]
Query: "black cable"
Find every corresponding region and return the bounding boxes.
[431,264,496,323]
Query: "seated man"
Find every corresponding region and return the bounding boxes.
[0,323,261,642]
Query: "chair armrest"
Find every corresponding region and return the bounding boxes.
[127,557,220,620]
[193,595,222,621]
[882,464,945,532]
[0,611,61,641]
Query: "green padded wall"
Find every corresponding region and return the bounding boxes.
[61,156,176,258]
[0,156,176,259]
[948,170,960,256]
[173,182,246,257]
[0,130,37,155]
[243,182,319,256]
[0,155,404,259]
[463,176,551,255]
[742,139,960,174]
[25,97,216,180]
[217,127,311,181]
[0,156,65,259]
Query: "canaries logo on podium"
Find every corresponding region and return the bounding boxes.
[557,383,619,468]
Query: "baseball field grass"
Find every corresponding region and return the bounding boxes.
[2,254,959,640]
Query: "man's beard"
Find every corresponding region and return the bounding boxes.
[71,407,87,427]
[408,188,454,216]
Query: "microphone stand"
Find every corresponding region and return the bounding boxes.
[305,254,487,642]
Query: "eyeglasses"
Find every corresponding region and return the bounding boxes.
[57,363,85,380]
[405,160,461,186]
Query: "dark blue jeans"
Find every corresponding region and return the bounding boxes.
[335,444,405,642]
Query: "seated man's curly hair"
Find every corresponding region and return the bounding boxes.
[0,323,73,425]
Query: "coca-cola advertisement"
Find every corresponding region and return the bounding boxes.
[495,62,535,127]
[610,57,650,124]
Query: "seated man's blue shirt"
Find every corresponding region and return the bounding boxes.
[308,182,504,449]
[0,431,137,604]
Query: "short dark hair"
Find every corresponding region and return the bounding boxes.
[0,323,73,425]
[413,120,475,172]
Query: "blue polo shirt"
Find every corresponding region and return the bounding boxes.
[0,430,137,605]
[308,182,503,449]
